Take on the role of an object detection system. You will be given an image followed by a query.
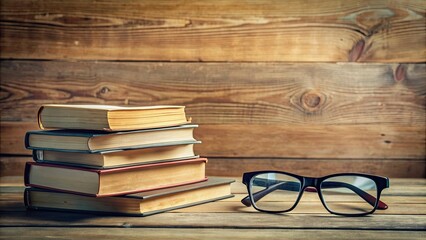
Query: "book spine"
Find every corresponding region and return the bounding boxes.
[24,132,31,149]
[23,188,31,208]
[104,110,113,131]
[32,150,41,162]
[24,162,32,186]
[97,170,101,197]
[37,106,45,129]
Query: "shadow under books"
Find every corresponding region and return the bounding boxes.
[21,208,124,223]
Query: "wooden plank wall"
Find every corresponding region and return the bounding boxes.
[1,0,425,178]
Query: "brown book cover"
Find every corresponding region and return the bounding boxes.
[24,177,235,216]
[37,104,191,131]
[24,158,207,197]
[30,141,200,169]
[24,124,198,153]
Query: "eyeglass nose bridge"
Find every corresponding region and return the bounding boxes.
[300,177,321,193]
[303,177,319,187]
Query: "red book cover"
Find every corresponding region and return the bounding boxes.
[25,158,208,197]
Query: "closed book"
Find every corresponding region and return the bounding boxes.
[24,158,207,197]
[32,141,200,169]
[25,124,198,153]
[24,177,234,216]
[37,104,190,131]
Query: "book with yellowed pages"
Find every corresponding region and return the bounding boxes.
[31,141,200,168]
[24,177,234,216]
[37,104,190,131]
[24,158,207,197]
[25,124,198,153]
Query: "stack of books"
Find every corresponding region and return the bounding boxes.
[24,104,234,216]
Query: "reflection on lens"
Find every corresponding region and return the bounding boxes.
[250,173,301,212]
[320,175,377,214]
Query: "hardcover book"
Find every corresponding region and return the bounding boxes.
[25,177,234,216]
[25,124,198,152]
[37,104,190,131]
[31,141,200,169]
[24,158,207,197]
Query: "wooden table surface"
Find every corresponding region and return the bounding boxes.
[0,177,425,239]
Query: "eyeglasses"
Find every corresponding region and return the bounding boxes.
[241,171,390,216]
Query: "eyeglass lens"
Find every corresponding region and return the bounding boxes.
[250,173,301,212]
[320,175,378,214]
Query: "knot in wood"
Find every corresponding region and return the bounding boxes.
[96,86,111,98]
[348,39,365,62]
[100,86,110,94]
[301,90,324,112]
[394,64,406,82]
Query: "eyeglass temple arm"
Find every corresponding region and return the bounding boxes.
[321,181,388,210]
[241,180,388,210]
[241,181,297,207]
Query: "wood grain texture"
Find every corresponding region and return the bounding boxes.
[2,191,425,214]
[0,3,424,238]
[0,157,28,177]
[1,228,425,240]
[196,124,425,159]
[1,179,425,239]
[2,190,426,214]
[1,156,424,179]
[1,206,425,229]
[175,202,426,214]
[2,177,424,192]
[1,121,425,159]
[0,122,37,155]
[0,0,425,62]
[206,158,426,178]
[1,61,425,124]
[2,61,424,159]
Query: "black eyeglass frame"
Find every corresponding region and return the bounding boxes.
[242,171,390,216]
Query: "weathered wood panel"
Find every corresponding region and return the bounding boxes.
[1,61,425,124]
[206,158,426,178]
[2,177,424,195]
[0,122,36,155]
[2,61,424,159]
[1,228,425,240]
[2,194,425,215]
[1,156,424,178]
[176,202,426,214]
[1,211,425,229]
[0,157,28,177]
[1,121,425,159]
[0,0,425,62]
[1,177,425,216]
[196,124,425,159]
[1,179,425,239]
